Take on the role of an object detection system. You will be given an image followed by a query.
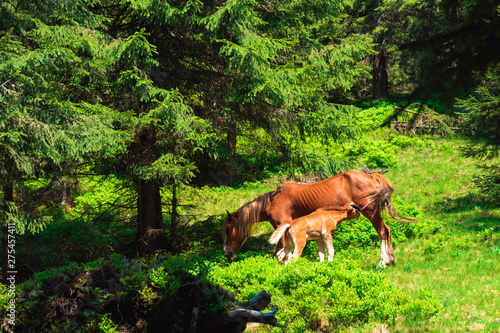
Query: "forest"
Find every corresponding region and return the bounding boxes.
[0,0,499,332]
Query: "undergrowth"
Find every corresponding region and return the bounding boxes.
[208,255,442,332]
[3,101,500,332]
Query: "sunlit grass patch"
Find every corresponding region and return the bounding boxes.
[381,138,500,332]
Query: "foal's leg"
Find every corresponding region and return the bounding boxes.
[316,239,326,262]
[292,234,307,261]
[283,234,295,265]
[323,234,335,261]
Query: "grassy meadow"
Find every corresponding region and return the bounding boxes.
[384,140,500,332]
[199,136,499,332]
[184,135,500,332]
[4,105,500,332]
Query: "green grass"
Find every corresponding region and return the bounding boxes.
[10,128,500,332]
[383,138,500,332]
[213,137,500,332]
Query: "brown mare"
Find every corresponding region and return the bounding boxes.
[269,204,359,265]
[222,170,417,267]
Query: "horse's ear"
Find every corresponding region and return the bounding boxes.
[226,210,232,223]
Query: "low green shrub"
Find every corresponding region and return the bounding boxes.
[85,314,120,333]
[355,105,396,130]
[72,175,125,217]
[347,137,400,169]
[332,199,426,251]
[9,254,237,332]
[334,217,379,250]
[0,284,10,314]
[208,255,442,332]
[387,133,429,150]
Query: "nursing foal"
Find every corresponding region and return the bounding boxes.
[269,205,359,265]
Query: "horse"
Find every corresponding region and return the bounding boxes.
[222,169,417,267]
[268,204,359,265]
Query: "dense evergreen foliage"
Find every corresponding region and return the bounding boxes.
[1,0,499,332]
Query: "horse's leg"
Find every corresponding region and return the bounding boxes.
[276,248,285,262]
[267,209,293,260]
[345,170,400,266]
[316,239,325,262]
[367,209,396,267]
[268,219,288,261]
[284,245,294,265]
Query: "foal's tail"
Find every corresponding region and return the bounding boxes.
[368,186,419,223]
[269,224,290,244]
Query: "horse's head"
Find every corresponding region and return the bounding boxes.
[222,210,246,260]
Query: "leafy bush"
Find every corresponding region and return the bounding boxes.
[347,137,400,169]
[387,133,428,150]
[386,197,442,241]
[9,254,238,332]
[334,217,379,250]
[332,199,432,252]
[0,284,10,313]
[354,105,396,130]
[208,255,442,332]
[72,175,124,217]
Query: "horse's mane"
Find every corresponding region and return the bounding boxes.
[234,189,276,238]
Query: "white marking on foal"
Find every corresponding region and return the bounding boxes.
[317,240,325,262]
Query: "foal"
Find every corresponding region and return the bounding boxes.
[269,205,359,265]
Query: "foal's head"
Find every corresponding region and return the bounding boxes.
[345,205,360,220]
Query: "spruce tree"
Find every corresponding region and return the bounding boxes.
[90,0,374,254]
[456,65,500,202]
[0,2,131,280]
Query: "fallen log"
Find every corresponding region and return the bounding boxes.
[243,290,271,311]
[202,290,287,333]
[392,121,460,131]
[357,163,388,175]
[227,306,287,332]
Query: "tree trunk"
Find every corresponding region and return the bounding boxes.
[136,126,164,256]
[227,128,237,156]
[169,182,178,252]
[226,128,237,185]
[2,184,14,284]
[372,46,389,100]
[137,179,163,256]
[446,0,461,68]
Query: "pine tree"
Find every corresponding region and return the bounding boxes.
[401,1,500,201]
[198,0,372,147]
[0,2,131,280]
[349,0,458,99]
[403,1,500,101]
[90,0,373,254]
[456,65,500,202]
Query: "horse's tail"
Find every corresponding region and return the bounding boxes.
[269,224,290,244]
[367,185,419,223]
